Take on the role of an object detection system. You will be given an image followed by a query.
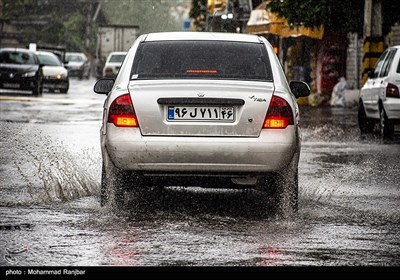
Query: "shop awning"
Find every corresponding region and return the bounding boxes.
[245,2,324,40]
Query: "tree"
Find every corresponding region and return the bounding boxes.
[102,0,183,34]
[1,0,95,53]
[267,0,400,36]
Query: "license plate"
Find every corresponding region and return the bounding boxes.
[3,83,20,89]
[167,106,235,122]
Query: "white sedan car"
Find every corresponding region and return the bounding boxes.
[36,51,69,93]
[102,51,127,78]
[358,45,400,138]
[94,32,310,214]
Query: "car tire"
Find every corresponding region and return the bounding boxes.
[100,163,126,208]
[85,69,91,80]
[358,101,374,134]
[272,169,299,216]
[60,83,69,94]
[258,168,298,216]
[101,161,149,208]
[379,105,394,138]
[32,81,43,97]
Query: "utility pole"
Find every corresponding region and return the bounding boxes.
[85,1,93,52]
[362,0,383,86]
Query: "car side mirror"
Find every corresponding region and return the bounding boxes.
[367,70,375,79]
[94,79,114,94]
[289,81,310,98]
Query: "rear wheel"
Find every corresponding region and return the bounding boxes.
[100,163,125,207]
[379,105,394,138]
[272,169,298,216]
[358,101,374,134]
[258,168,298,216]
[100,161,148,209]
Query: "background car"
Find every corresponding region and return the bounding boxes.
[36,51,69,93]
[102,51,127,78]
[358,45,400,138]
[64,52,91,80]
[94,32,310,215]
[0,48,43,96]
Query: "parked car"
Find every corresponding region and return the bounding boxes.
[102,51,127,78]
[0,48,43,96]
[65,52,91,79]
[358,45,400,138]
[36,51,69,93]
[94,32,310,214]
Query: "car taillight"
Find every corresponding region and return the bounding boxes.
[104,67,113,73]
[107,94,138,127]
[263,96,294,129]
[386,83,400,98]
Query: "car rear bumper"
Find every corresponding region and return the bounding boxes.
[103,125,299,173]
[384,98,400,120]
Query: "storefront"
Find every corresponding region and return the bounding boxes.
[245,2,325,104]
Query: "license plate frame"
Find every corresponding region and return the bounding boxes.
[3,83,21,89]
[167,105,235,122]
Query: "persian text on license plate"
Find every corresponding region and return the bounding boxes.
[167,106,235,122]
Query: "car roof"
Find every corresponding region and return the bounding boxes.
[36,51,57,56]
[143,32,262,43]
[66,52,86,56]
[0,47,35,53]
[108,52,127,56]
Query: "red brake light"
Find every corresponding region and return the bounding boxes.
[263,96,294,129]
[386,83,400,98]
[108,94,138,127]
[186,69,217,74]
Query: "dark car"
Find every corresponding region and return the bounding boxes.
[64,52,91,79]
[0,48,43,96]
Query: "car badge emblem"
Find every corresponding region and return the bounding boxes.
[197,92,205,97]
[9,73,15,78]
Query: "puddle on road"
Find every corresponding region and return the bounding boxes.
[0,122,100,206]
[1,106,399,266]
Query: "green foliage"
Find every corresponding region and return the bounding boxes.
[102,0,184,34]
[267,0,400,36]
[2,0,185,54]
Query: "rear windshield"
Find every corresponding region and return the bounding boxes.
[131,40,273,82]
[109,54,126,63]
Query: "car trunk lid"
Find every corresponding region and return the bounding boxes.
[128,79,274,137]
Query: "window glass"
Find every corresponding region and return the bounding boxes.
[0,50,36,64]
[37,53,62,66]
[379,49,397,77]
[109,54,126,63]
[373,49,388,78]
[131,41,273,82]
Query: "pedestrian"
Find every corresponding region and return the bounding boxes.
[330,76,350,107]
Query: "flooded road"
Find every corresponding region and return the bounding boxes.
[0,78,399,267]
